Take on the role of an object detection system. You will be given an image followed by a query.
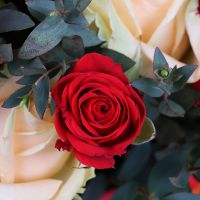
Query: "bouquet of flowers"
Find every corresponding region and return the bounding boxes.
[0,0,200,200]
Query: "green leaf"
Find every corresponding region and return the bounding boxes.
[162,193,200,200]
[0,44,13,64]
[148,151,188,197]
[0,9,35,33]
[55,0,74,11]
[171,64,197,92]
[2,86,32,108]
[74,0,92,13]
[169,170,189,189]
[33,76,50,118]
[100,48,135,72]
[18,16,68,59]
[132,78,165,97]
[16,75,40,85]
[8,57,46,76]
[153,47,169,70]
[118,143,151,181]
[64,24,102,47]
[26,0,55,21]
[111,182,138,200]
[61,36,84,58]
[133,117,156,145]
[50,97,56,115]
[159,100,185,117]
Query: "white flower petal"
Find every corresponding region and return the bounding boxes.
[0,108,15,183]
[148,0,188,57]
[54,162,95,200]
[107,1,141,61]
[0,179,62,200]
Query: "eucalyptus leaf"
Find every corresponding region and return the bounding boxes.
[26,0,55,21]
[153,47,169,70]
[171,64,197,92]
[159,100,185,117]
[64,24,102,47]
[2,86,32,108]
[61,36,84,58]
[74,0,92,13]
[162,193,200,200]
[148,151,188,197]
[16,75,40,85]
[133,117,156,145]
[55,0,74,11]
[0,9,35,33]
[0,44,13,64]
[100,48,135,72]
[132,78,165,97]
[118,144,151,181]
[50,97,56,115]
[169,170,189,189]
[111,182,138,200]
[8,57,46,76]
[18,16,68,59]
[33,76,50,118]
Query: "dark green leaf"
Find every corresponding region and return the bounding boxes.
[100,48,135,72]
[159,100,185,117]
[61,36,84,58]
[0,44,13,64]
[111,182,138,200]
[153,47,169,70]
[169,170,189,189]
[74,0,92,13]
[33,76,50,118]
[133,117,156,145]
[26,0,55,21]
[132,78,165,97]
[118,144,151,181]
[0,9,35,33]
[8,57,46,76]
[50,97,56,115]
[64,24,102,47]
[16,75,40,85]
[148,151,188,196]
[172,64,197,92]
[18,16,68,59]
[55,0,74,11]
[162,193,200,200]
[2,86,32,108]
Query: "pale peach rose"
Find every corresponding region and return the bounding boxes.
[185,0,200,82]
[85,0,199,83]
[0,77,95,200]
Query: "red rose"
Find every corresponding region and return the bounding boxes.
[52,53,146,169]
[189,175,200,194]
[100,189,116,200]
[192,80,200,91]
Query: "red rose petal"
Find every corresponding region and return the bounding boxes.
[72,53,129,84]
[74,150,115,169]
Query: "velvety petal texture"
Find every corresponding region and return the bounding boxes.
[52,53,146,169]
[0,78,95,200]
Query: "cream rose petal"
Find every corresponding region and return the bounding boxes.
[186,0,200,81]
[14,107,70,182]
[0,108,15,183]
[106,0,141,62]
[54,162,95,200]
[0,179,62,200]
[148,0,188,57]
[85,0,112,41]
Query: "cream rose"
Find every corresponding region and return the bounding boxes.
[0,77,95,200]
[85,0,199,82]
